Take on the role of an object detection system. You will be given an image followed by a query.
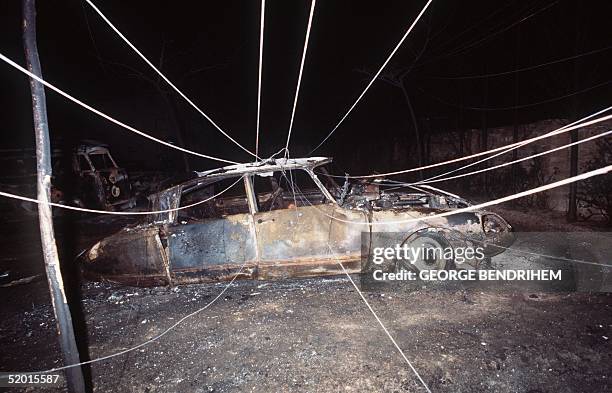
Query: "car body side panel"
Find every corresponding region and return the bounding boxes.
[82,226,168,286]
[167,213,257,269]
[370,208,481,235]
[255,204,339,279]
[368,209,427,247]
[254,204,334,261]
[327,206,368,274]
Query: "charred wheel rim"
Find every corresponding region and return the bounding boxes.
[395,233,454,273]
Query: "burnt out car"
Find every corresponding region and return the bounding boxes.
[73,143,134,210]
[80,157,514,286]
[0,142,135,214]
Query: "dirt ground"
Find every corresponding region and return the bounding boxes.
[0,207,611,392]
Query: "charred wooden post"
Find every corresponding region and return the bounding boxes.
[23,0,86,391]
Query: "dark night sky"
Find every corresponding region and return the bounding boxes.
[1,0,611,173]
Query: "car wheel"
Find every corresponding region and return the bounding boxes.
[395,233,455,273]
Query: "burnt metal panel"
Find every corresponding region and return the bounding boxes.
[149,185,181,223]
[85,227,166,276]
[167,213,256,269]
[371,209,435,233]
[328,205,368,255]
[446,211,481,226]
[254,204,333,262]
[258,255,360,280]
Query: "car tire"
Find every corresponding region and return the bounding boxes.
[395,232,455,273]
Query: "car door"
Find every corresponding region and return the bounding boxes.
[252,168,364,279]
[165,176,258,282]
[254,202,335,279]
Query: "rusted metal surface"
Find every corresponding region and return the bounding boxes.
[255,204,334,261]
[155,233,173,285]
[81,157,514,287]
[84,227,167,277]
[328,206,368,254]
[257,255,360,280]
[168,213,257,268]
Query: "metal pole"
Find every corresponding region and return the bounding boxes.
[22,1,86,392]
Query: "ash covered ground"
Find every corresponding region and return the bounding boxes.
[0,207,611,392]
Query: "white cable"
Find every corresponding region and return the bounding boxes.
[410,129,612,185]
[255,0,266,159]
[414,107,612,184]
[292,165,612,225]
[284,0,317,156]
[327,243,432,393]
[285,177,610,271]
[84,0,258,159]
[22,182,608,377]
[329,109,612,179]
[0,53,238,165]
[322,108,612,179]
[33,261,248,374]
[0,176,243,215]
[309,0,434,154]
[286,178,605,392]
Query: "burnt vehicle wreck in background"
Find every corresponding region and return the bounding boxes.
[72,143,135,210]
[0,141,135,213]
[80,157,514,286]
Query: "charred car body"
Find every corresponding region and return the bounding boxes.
[0,141,134,213]
[81,157,514,286]
[72,143,134,210]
